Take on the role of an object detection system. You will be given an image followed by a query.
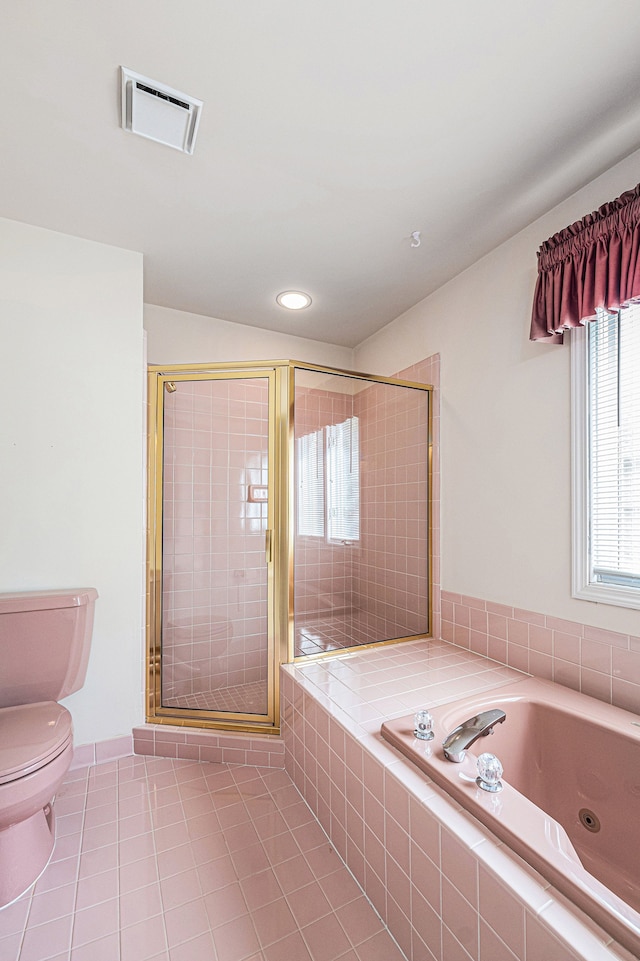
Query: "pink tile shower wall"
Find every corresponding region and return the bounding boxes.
[353,371,432,641]
[441,591,640,713]
[294,385,354,621]
[396,354,441,642]
[162,379,269,703]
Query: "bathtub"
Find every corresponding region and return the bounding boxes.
[381,676,640,956]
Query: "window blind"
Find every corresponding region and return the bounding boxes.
[296,416,361,541]
[326,416,360,542]
[297,429,325,537]
[588,306,640,588]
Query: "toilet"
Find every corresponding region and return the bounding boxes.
[0,587,98,908]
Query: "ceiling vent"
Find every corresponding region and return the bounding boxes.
[120,67,203,154]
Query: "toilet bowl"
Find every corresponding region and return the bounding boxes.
[0,588,97,908]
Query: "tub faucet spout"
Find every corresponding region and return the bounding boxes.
[442,708,506,763]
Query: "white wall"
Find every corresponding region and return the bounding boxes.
[144,303,354,369]
[0,218,145,745]
[354,149,640,636]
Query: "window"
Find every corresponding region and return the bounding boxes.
[296,428,325,538]
[296,416,360,542]
[572,305,640,608]
[326,417,360,542]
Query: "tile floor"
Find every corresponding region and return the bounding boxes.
[0,756,406,961]
[294,614,418,658]
[164,681,267,715]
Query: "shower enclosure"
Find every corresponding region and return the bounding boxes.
[147,361,432,734]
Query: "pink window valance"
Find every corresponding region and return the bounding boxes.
[530,182,640,342]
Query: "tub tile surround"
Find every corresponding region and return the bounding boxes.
[441,591,640,714]
[281,640,635,961]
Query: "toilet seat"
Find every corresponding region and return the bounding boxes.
[0,702,72,785]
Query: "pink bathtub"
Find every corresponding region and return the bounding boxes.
[381,676,640,955]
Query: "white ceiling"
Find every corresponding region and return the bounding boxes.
[3,2,640,348]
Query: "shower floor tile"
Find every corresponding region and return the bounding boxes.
[164,681,267,714]
[294,614,420,657]
[1,757,406,961]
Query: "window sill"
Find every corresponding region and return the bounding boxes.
[573,582,640,612]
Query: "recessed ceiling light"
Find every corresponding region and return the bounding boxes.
[276,291,312,310]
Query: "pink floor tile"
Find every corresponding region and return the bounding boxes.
[168,931,218,961]
[0,896,30,938]
[163,897,211,948]
[71,897,119,948]
[223,821,261,853]
[355,928,407,960]
[190,830,228,865]
[153,820,191,853]
[260,830,300,864]
[251,810,288,840]
[64,932,121,961]
[81,820,119,851]
[336,896,384,946]
[204,881,249,927]
[229,842,271,880]
[285,881,333,927]
[159,867,202,911]
[305,844,349,882]
[273,853,316,894]
[211,913,261,961]
[119,881,163,927]
[319,868,365,908]
[6,754,410,961]
[251,895,298,946]
[301,912,352,961]
[263,929,314,961]
[19,914,73,961]
[33,856,79,894]
[78,842,118,879]
[0,932,23,961]
[156,841,196,878]
[196,854,239,894]
[120,914,168,961]
[119,855,159,894]
[27,882,76,927]
[239,868,284,912]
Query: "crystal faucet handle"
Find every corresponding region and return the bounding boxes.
[413,709,434,741]
[476,752,503,793]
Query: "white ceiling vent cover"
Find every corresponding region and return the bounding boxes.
[120,67,203,154]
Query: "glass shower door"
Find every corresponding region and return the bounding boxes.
[158,371,274,724]
[293,366,430,656]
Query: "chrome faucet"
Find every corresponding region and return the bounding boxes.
[442,708,506,763]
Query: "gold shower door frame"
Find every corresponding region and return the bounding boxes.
[147,360,433,735]
[147,363,288,734]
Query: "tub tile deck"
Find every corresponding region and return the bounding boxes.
[282,638,634,961]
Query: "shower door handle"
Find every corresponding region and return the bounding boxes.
[265,529,273,564]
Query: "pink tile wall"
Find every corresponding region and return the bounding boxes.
[71,735,134,770]
[397,354,441,642]
[162,378,270,704]
[440,591,640,713]
[352,380,429,640]
[132,723,285,768]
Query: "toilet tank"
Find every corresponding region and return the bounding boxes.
[0,588,98,708]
